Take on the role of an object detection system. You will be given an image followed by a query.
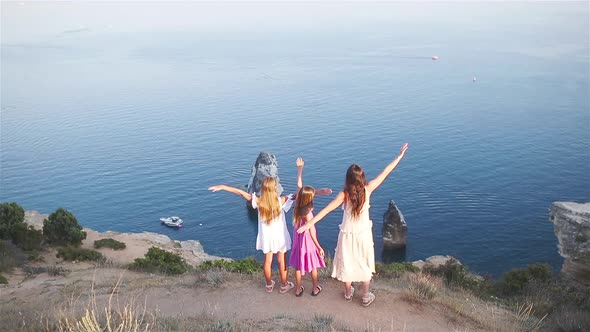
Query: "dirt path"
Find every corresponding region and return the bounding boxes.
[1,265,479,332]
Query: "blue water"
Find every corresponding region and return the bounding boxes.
[1,2,589,277]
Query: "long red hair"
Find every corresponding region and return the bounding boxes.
[344,164,366,217]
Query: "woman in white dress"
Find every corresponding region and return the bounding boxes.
[298,143,409,306]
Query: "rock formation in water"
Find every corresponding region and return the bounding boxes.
[382,200,407,249]
[550,202,590,286]
[246,151,283,197]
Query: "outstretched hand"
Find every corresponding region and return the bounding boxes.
[297,222,313,233]
[400,143,409,156]
[208,185,224,192]
[296,157,304,168]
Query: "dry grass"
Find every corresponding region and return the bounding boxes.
[403,273,442,303]
[57,275,155,332]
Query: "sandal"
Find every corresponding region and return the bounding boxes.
[279,281,294,294]
[362,292,376,307]
[265,280,275,293]
[311,285,323,296]
[344,286,354,302]
[295,286,305,297]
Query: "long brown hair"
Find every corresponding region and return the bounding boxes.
[258,177,281,224]
[293,186,315,226]
[344,164,366,217]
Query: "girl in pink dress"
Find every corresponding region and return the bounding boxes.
[289,158,329,296]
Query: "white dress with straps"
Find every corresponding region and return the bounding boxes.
[331,188,375,282]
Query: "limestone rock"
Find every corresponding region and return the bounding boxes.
[423,255,461,270]
[246,151,283,197]
[550,202,590,286]
[382,201,407,249]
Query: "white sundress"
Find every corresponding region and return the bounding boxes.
[252,194,294,254]
[331,188,375,282]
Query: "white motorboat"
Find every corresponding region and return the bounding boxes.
[160,216,183,228]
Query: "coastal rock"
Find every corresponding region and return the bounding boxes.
[382,201,407,249]
[24,211,229,266]
[550,202,590,286]
[422,255,462,270]
[246,151,283,197]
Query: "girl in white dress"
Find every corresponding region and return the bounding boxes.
[209,177,295,294]
[298,143,409,306]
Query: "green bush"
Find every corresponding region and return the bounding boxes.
[375,261,419,278]
[423,258,484,291]
[498,263,553,294]
[0,273,7,284]
[0,202,25,237]
[0,202,43,251]
[56,246,105,262]
[94,238,126,250]
[129,247,188,275]
[43,208,86,246]
[199,257,261,274]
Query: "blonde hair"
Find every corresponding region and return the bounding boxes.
[293,186,315,227]
[258,177,281,224]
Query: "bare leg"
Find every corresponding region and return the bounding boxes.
[344,281,353,298]
[311,269,319,292]
[263,252,274,286]
[361,280,371,297]
[277,251,288,286]
[295,270,303,294]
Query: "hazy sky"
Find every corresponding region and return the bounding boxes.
[4,1,581,44]
[1,1,405,43]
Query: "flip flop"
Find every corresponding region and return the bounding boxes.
[311,285,323,296]
[295,286,305,297]
[265,280,275,293]
[362,292,376,307]
[279,281,294,294]
[345,286,354,302]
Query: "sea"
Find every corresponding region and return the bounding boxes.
[1,2,589,277]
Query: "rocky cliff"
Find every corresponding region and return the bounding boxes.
[550,202,590,286]
[382,201,407,249]
[24,211,228,266]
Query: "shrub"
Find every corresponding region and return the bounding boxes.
[199,257,261,274]
[94,238,126,250]
[406,273,440,301]
[0,202,25,236]
[56,246,105,262]
[0,273,7,284]
[43,208,86,246]
[423,258,483,291]
[0,240,27,272]
[0,202,43,251]
[129,246,188,275]
[375,261,419,278]
[498,263,552,295]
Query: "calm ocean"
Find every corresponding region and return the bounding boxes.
[1,2,588,277]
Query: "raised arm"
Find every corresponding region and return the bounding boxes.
[297,191,345,233]
[208,184,252,201]
[295,157,332,197]
[296,157,304,190]
[366,143,409,194]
